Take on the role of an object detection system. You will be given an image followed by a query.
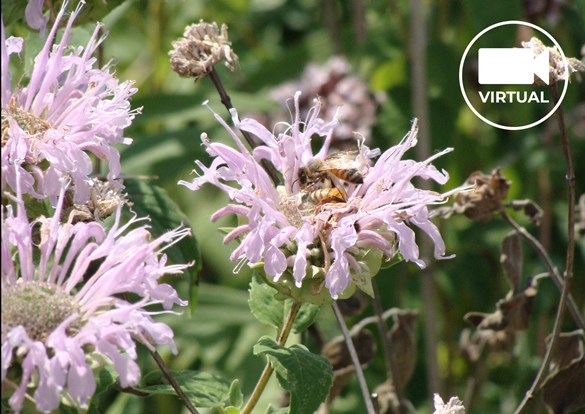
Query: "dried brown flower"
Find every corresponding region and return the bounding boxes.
[451,169,510,221]
[521,37,585,85]
[169,21,239,80]
[433,394,466,414]
[63,178,128,223]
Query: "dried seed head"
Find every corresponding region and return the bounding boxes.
[522,37,585,85]
[452,168,510,221]
[63,178,128,223]
[169,20,239,80]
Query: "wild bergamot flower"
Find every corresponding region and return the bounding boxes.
[181,91,456,301]
[1,3,139,206]
[1,170,190,412]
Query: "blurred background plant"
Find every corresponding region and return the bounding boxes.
[3,0,584,413]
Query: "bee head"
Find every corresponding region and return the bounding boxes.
[298,168,309,185]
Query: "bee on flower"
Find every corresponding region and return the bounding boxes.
[181,91,457,301]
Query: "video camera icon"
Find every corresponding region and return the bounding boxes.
[478,48,549,85]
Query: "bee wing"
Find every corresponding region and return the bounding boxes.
[320,150,360,170]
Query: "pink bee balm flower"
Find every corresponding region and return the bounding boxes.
[1,170,190,413]
[1,3,139,206]
[180,92,455,300]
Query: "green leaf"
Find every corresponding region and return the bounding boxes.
[380,252,404,269]
[139,370,231,408]
[292,301,320,334]
[351,248,384,297]
[228,379,243,408]
[249,272,285,330]
[123,179,201,310]
[254,337,333,414]
[94,366,117,399]
[248,273,320,333]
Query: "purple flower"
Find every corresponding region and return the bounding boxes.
[180,92,455,300]
[1,3,139,206]
[1,170,190,413]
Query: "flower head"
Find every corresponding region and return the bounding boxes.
[181,92,454,300]
[1,3,139,205]
[521,37,585,85]
[1,171,190,413]
[433,394,466,414]
[169,20,239,80]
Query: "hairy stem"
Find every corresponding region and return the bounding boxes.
[241,301,301,414]
[332,301,376,414]
[149,349,199,414]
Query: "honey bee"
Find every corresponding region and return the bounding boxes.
[301,187,345,205]
[299,151,364,205]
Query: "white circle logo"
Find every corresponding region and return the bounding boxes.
[459,21,569,131]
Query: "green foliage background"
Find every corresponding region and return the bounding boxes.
[7,0,585,412]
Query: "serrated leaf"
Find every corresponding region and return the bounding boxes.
[123,179,201,310]
[248,273,319,333]
[254,337,333,414]
[139,370,230,408]
[292,301,320,334]
[249,272,286,330]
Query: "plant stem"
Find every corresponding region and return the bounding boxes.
[501,212,584,331]
[551,83,576,297]
[241,301,302,414]
[206,68,281,186]
[512,83,577,414]
[512,265,572,414]
[149,349,199,414]
[332,301,376,414]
